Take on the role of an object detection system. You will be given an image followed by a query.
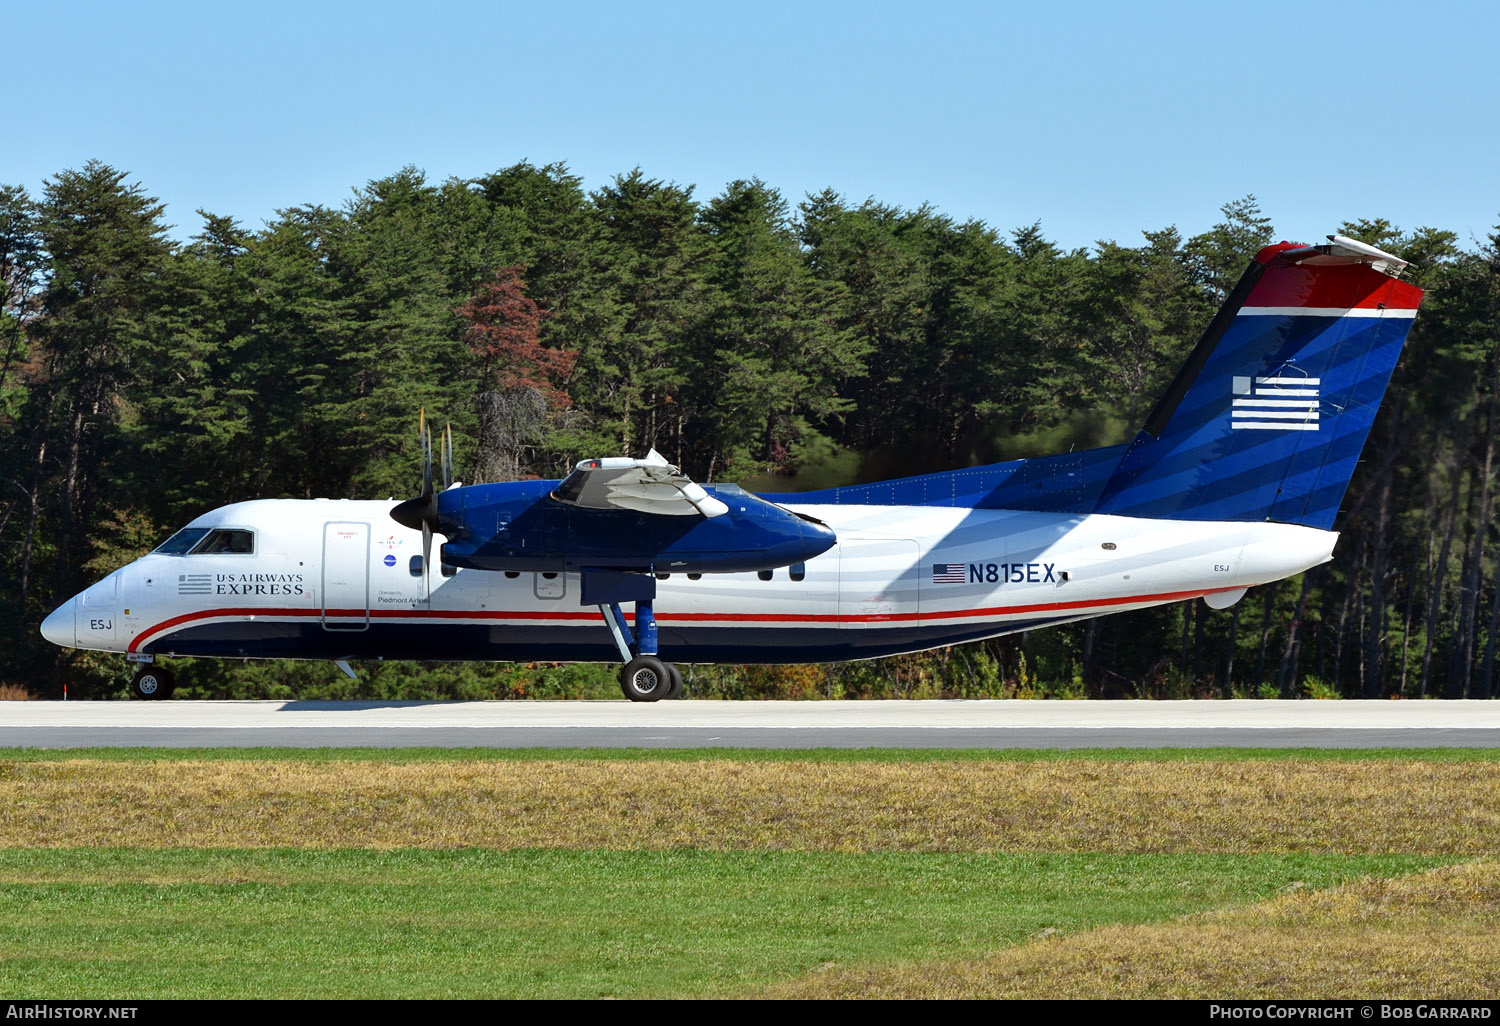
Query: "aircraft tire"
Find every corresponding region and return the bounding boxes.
[619,656,669,702]
[662,663,684,700]
[130,666,175,701]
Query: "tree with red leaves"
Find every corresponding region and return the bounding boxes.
[457,266,577,481]
[456,265,575,407]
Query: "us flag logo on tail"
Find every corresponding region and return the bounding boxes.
[932,564,966,584]
[1231,374,1320,431]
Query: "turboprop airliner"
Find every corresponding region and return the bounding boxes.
[41,235,1424,701]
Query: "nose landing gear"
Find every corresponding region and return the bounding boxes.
[129,664,176,701]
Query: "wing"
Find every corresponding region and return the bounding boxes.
[550,449,729,517]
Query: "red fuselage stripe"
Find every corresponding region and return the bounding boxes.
[127,586,1237,651]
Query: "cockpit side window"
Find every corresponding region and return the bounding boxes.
[189,529,256,555]
[154,527,211,555]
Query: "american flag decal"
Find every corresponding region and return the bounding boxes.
[932,563,966,584]
[178,574,213,595]
[1231,375,1320,431]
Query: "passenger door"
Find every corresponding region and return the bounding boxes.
[322,522,370,630]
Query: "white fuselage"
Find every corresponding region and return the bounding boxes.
[42,498,1336,665]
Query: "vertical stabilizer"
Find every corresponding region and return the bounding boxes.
[1093,236,1423,528]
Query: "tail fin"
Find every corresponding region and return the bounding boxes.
[1092,235,1423,528]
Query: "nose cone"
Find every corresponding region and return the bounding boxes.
[40,598,75,649]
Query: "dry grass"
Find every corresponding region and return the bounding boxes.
[1,757,1496,852]
[0,685,33,700]
[768,860,1500,999]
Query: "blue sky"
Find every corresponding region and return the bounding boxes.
[10,0,1497,250]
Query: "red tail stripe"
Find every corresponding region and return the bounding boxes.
[1244,262,1422,311]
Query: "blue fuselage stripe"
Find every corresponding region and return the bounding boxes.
[145,617,1071,664]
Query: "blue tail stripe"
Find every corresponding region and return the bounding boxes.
[1093,377,1378,523]
[1092,309,1413,527]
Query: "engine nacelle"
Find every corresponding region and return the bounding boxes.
[433,481,836,574]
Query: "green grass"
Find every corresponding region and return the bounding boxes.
[771,861,1500,999]
[0,750,1488,997]
[0,849,1449,999]
[3,745,1499,763]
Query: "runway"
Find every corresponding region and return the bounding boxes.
[2,699,1498,749]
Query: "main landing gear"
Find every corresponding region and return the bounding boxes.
[599,599,683,702]
[129,664,176,701]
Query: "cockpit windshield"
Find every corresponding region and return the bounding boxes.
[153,527,255,555]
[154,527,211,555]
[192,529,255,554]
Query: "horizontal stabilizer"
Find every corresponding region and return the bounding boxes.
[1278,235,1408,274]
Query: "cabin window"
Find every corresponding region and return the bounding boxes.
[757,570,773,581]
[504,570,520,579]
[1101,542,1117,551]
[189,529,255,555]
[789,563,806,582]
[154,527,210,555]
[409,555,424,577]
[441,563,458,578]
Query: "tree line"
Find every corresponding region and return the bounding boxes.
[1,159,1496,699]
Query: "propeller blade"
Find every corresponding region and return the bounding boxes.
[420,410,434,506]
[441,423,454,491]
[392,410,449,600]
[422,521,432,608]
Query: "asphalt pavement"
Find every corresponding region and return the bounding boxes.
[2,699,1497,748]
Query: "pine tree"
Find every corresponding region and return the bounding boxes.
[0,183,44,645]
[31,161,173,593]
[0,183,41,405]
[694,179,865,477]
[587,170,713,461]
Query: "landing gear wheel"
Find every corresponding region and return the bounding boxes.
[663,663,684,700]
[130,666,175,701]
[619,655,669,702]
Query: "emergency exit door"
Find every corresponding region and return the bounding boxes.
[322,521,370,630]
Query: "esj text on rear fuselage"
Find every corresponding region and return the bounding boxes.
[42,236,1424,701]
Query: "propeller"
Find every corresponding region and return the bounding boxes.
[390,411,454,605]
[441,421,453,491]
